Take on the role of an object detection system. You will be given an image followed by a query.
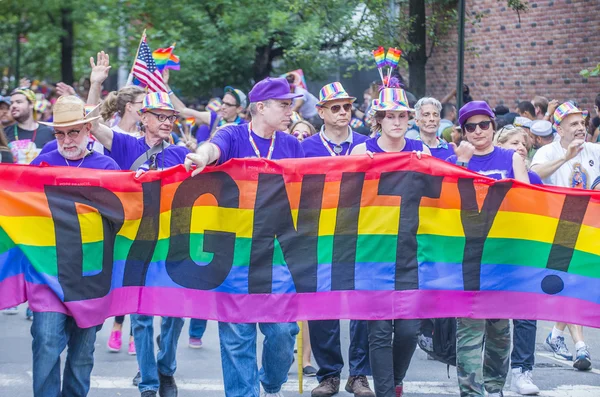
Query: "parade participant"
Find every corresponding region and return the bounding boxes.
[494,125,543,185]
[0,129,13,163]
[414,97,454,160]
[185,77,302,397]
[28,95,119,397]
[101,85,146,136]
[531,102,595,371]
[0,95,14,129]
[289,119,315,143]
[5,88,55,164]
[301,81,373,397]
[351,85,429,397]
[447,101,529,397]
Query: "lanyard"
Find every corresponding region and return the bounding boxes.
[319,129,351,156]
[248,123,276,160]
[14,124,37,142]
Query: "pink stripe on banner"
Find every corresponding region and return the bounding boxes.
[7,282,600,328]
[0,274,26,309]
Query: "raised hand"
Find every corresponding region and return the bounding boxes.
[89,51,111,85]
[162,69,170,86]
[56,82,77,97]
[565,139,584,161]
[450,141,475,163]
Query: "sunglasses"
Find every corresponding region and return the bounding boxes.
[54,129,82,140]
[323,103,353,114]
[464,120,492,133]
[293,131,309,139]
[148,111,177,123]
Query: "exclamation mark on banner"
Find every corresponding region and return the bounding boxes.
[541,194,590,295]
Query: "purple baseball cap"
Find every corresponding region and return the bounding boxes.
[458,101,495,128]
[248,77,303,103]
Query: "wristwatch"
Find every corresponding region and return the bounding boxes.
[456,160,469,167]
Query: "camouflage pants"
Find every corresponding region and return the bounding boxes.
[456,318,510,396]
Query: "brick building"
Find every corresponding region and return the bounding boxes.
[425,0,600,109]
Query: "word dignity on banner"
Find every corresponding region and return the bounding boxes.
[1,155,599,328]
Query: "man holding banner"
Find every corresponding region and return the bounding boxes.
[184,76,303,397]
[28,95,119,397]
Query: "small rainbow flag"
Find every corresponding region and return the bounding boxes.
[175,117,196,131]
[350,117,364,129]
[372,46,386,69]
[152,44,180,71]
[385,48,402,68]
[206,98,222,113]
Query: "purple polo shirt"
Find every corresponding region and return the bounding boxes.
[211,124,304,164]
[364,137,424,153]
[106,132,189,170]
[302,130,368,158]
[446,147,515,180]
[30,149,120,170]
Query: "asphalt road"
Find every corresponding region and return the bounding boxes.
[1,305,599,396]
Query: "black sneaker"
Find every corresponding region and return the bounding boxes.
[132,371,141,386]
[158,372,177,397]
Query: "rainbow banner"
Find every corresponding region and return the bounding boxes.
[1,154,600,328]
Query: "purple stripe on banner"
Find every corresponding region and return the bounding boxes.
[21,285,600,328]
[0,274,26,309]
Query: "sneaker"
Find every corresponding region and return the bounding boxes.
[261,392,284,397]
[395,384,403,397]
[132,371,141,387]
[510,368,540,395]
[345,375,375,397]
[25,307,33,321]
[303,365,317,377]
[2,307,18,315]
[107,330,122,352]
[128,340,136,355]
[141,391,157,397]
[544,333,573,361]
[188,337,203,349]
[158,372,177,397]
[573,346,592,371]
[311,376,340,397]
[487,393,504,397]
[418,333,434,353]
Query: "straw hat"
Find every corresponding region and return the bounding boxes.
[39,95,101,127]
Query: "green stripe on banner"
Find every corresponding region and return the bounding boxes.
[0,227,16,254]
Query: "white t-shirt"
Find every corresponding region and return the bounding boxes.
[530,140,600,189]
[294,87,319,119]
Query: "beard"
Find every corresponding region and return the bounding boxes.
[58,138,89,160]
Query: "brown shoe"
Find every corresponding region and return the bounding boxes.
[345,375,375,397]
[311,376,340,397]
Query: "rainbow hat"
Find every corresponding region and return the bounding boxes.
[139,92,178,115]
[317,82,356,107]
[553,102,588,128]
[371,88,413,112]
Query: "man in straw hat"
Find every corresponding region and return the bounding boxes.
[184,76,303,397]
[27,95,119,397]
[301,82,374,397]
[6,87,55,164]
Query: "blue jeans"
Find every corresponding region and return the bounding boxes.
[30,311,99,397]
[308,320,371,382]
[131,315,184,393]
[189,319,208,339]
[219,322,299,397]
[511,320,537,371]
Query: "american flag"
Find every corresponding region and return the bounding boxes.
[133,37,168,93]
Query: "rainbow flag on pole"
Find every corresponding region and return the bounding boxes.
[152,44,180,71]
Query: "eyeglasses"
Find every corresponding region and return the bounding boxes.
[323,103,353,114]
[464,120,492,133]
[148,111,177,123]
[54,129,82,140]
[221,101,238,108]
[293,131,309,139]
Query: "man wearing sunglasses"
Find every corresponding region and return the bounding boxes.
[299,82,373,397]
[27,95,119,397]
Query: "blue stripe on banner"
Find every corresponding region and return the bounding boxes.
[0,247,26,282]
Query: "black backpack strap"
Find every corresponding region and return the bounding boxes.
[129,141,171,171]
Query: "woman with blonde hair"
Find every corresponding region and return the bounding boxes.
[289,119,316,142]
[101,86,146,137]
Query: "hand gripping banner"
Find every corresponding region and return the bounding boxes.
[1,154,599,328]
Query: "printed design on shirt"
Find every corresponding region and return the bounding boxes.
[478,169,508,180]
[570,162,589,189]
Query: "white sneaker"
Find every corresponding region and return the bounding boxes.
[2,307,18,315]
[261,392,284,397]
[487,392,504,397]
[510,368,540,395]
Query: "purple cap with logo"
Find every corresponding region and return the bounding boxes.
[458,101,495,128]
[248,77,303,103]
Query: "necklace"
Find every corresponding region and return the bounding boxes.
[319,128,352,156]
[248,123,276,159]
[64,151,89,168]
[14,124,37,142]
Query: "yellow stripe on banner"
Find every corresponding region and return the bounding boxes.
[157,207,255,240]
[575,224,600,256]
[119,219,142,241]
[1,216,56,246]
[77,211,104,243]
[358,206,400,235]
[418,207,464,237]
[487,212,558,243]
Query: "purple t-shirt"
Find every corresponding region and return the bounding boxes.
[429,145,455,160]
[30,149,120,170]
[302,131,368,158]
[364,137,424,154]
[106,132,189,170]
[446,146,515,180]
[528,170,543,185]
[211,124,304,164]
[195,111,248,143]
